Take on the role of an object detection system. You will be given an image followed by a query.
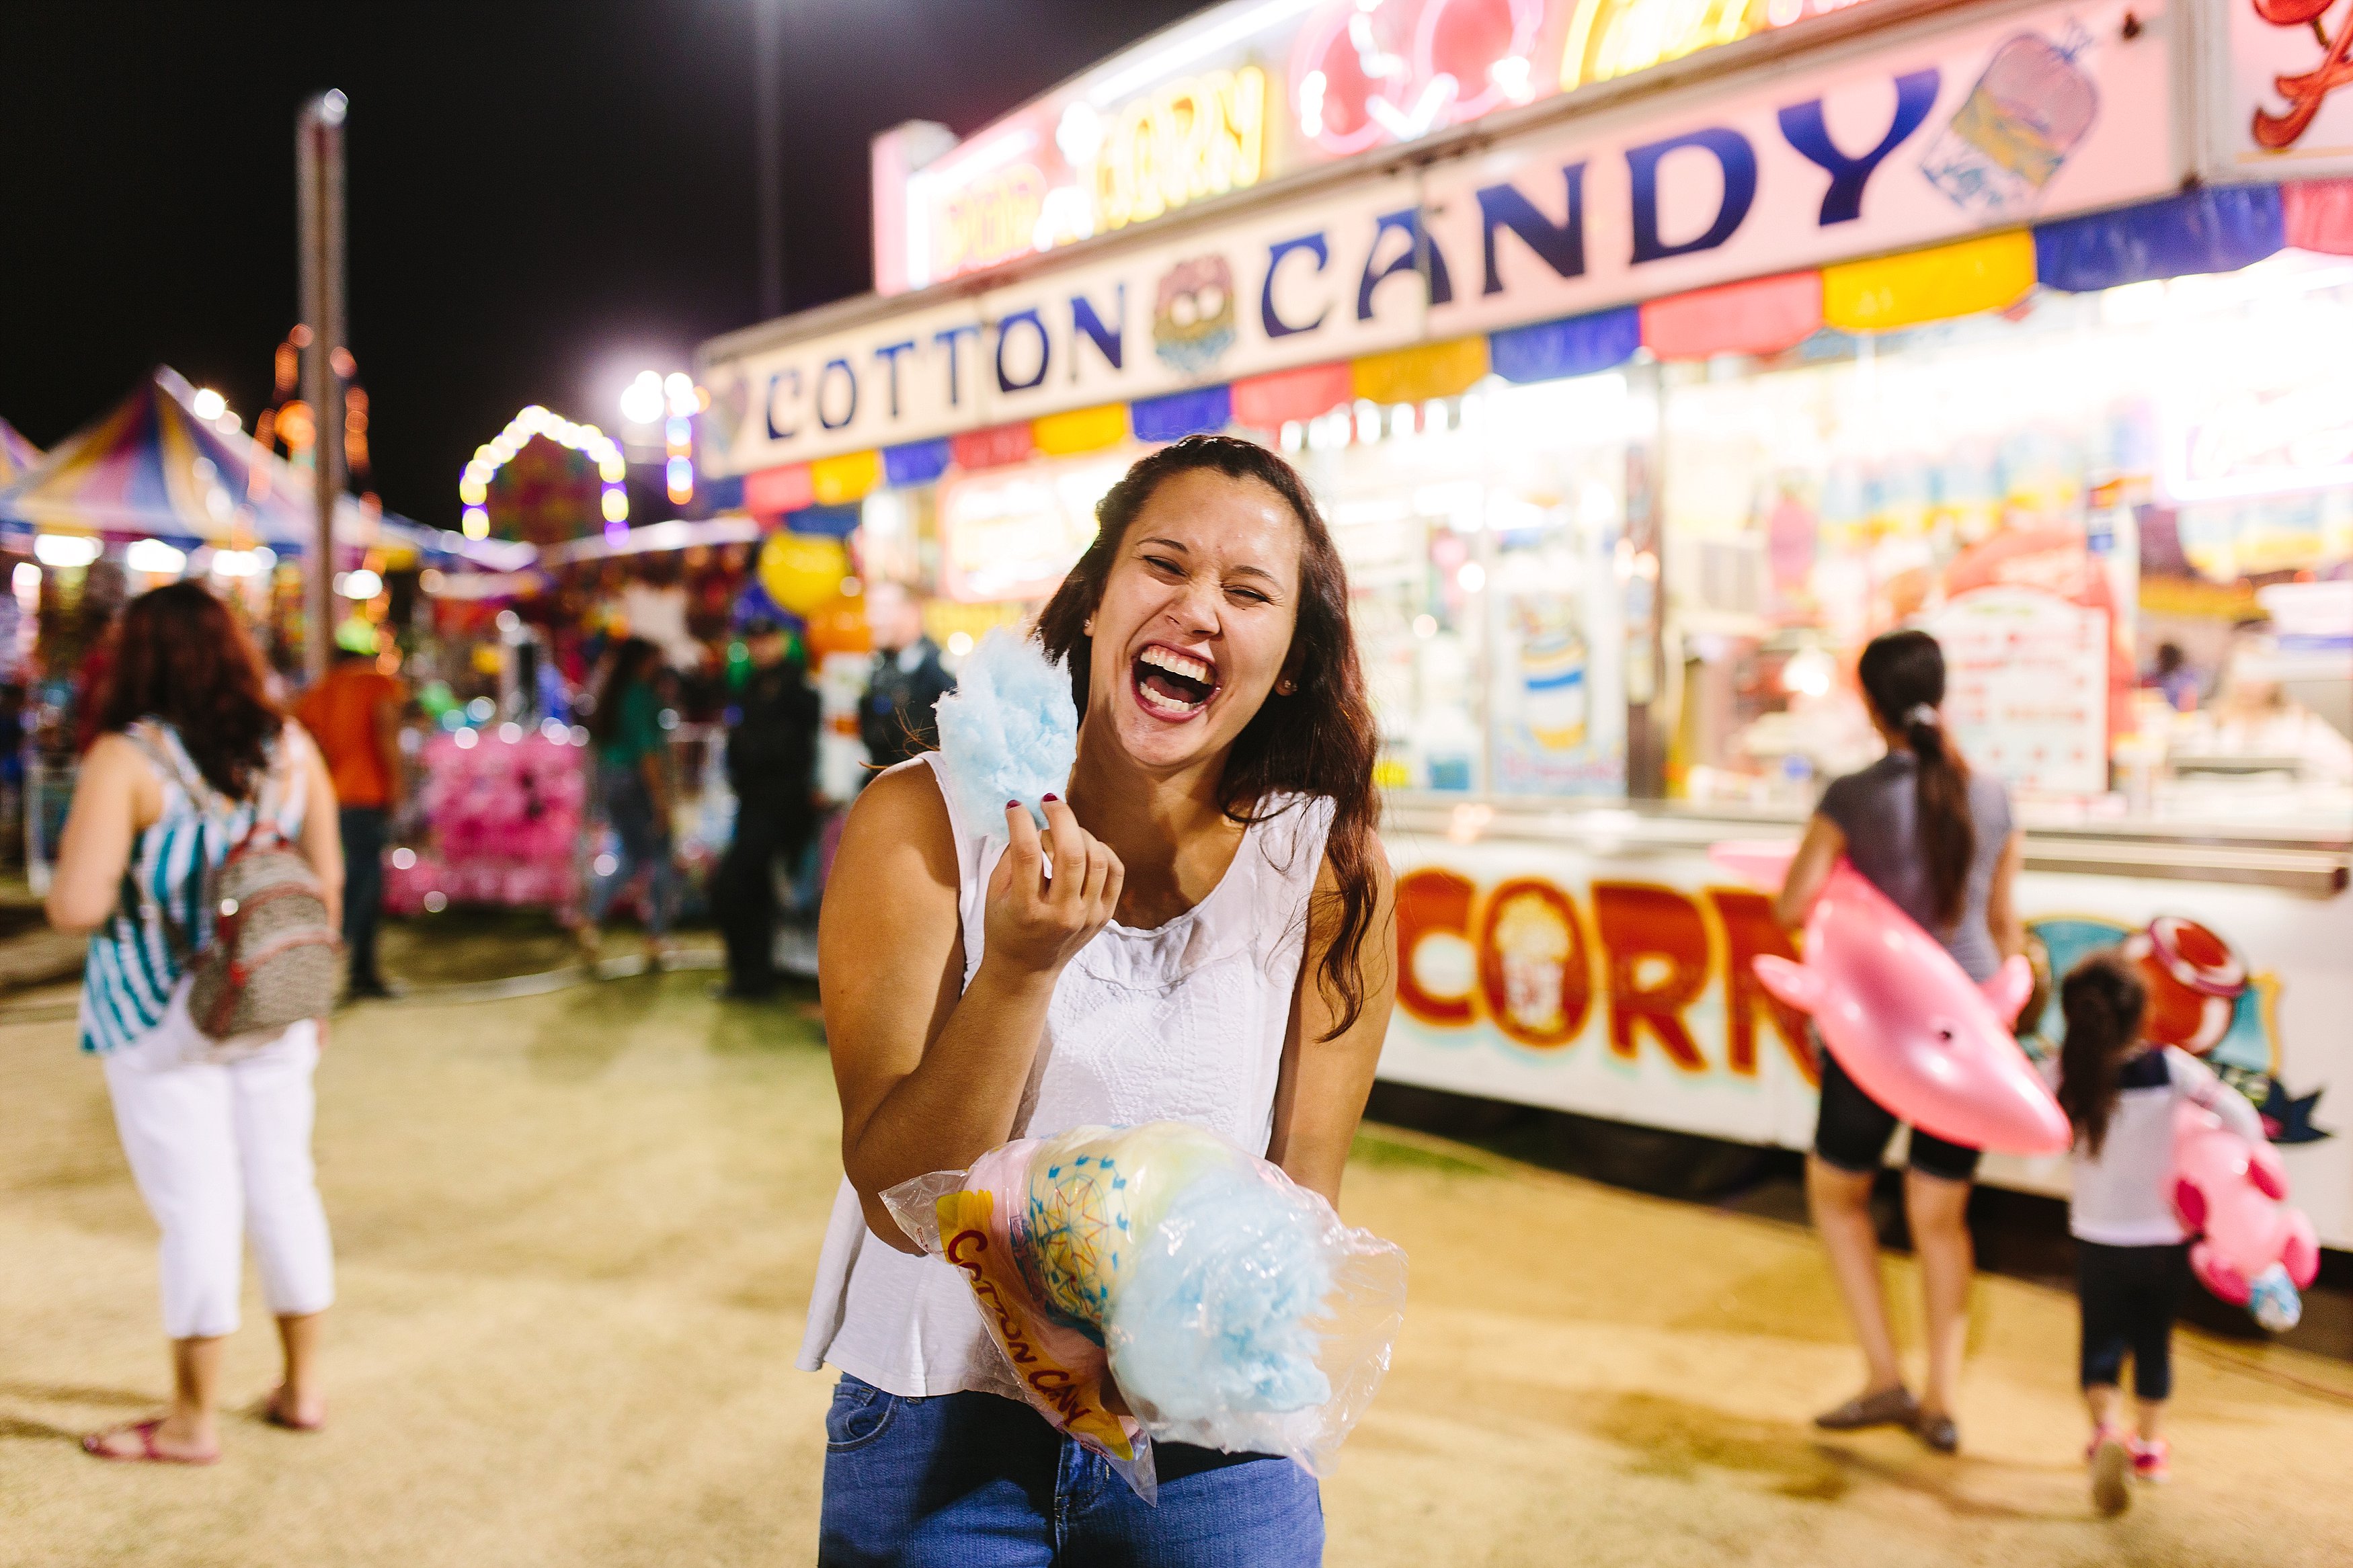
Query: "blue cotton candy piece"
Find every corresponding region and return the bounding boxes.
[1106,1163,1337,1425]
[932,627,1078,835]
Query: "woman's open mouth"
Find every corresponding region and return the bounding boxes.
[1130,643,1219,721]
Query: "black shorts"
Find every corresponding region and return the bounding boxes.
[2077,1241,2188,1401]
[1813,1045,1982,1183]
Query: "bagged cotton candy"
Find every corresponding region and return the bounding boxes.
[885,1120,1408,1502]
[931,626,1076,835]
[1105,1160,1338,1428]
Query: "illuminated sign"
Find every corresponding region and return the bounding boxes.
[1092,67,1268,232]
[942,163,1049,277]
[906,68,1269,290]
[2210,0,2353,173]
[935,454,1125,602]
[1293,0,1550,155]
[1560,0,1872,92]
[874,0,1895,296]
[713,0,2177,472]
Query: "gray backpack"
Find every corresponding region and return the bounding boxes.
[128,725,342,1052]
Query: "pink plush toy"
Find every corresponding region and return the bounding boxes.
[2171,1100,2320,1331]
[406,731,586,912]
[1712,841,2070,1157]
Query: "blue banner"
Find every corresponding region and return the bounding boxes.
[2032,187,2284,294]
[1488,306,1640,384]
[1130,384,1232,442]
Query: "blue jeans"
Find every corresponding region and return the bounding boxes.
[819,1376,1323,1567]
[586,761,676,937]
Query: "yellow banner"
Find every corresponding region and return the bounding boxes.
[1822,231,2036,334]
[809,449,882,506]
[1352,336,1490,405]
[1032,404,1130,456]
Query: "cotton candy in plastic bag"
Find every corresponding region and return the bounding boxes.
[884,1120,1408,1503]
[930,626,1076,835]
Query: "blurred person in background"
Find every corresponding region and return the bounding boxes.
[713,614,821,999]
[1776,628,2023,1457]
[47,582,343,1464]
[70,627,116,755]
[578,636,679,969]
[2178,631,2353,784]
[295,619,406,999]
[2143,642,2199,713]
[858,580,953,772]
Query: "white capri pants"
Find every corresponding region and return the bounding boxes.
[100,1008,335,1341]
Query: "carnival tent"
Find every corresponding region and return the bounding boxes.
[0,417,41,487]
[0,366,515,567]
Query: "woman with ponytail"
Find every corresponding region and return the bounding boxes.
[2050,952,2267,1513]
[1773,628,2024,1454]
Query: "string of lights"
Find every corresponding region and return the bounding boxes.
[457,406,629,541]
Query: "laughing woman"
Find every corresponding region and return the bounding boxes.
[805,436,1397,1565]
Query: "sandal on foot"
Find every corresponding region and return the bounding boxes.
[82,1418,218,1465]
[263,1387,324,1432]
[1814,1387,1919,1431]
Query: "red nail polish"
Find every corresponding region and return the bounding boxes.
[1042,793,1059,802]
[1007,800,1021,810]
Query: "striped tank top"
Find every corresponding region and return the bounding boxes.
[78,721,309,1055]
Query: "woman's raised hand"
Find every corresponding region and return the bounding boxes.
[982,797,1124,981]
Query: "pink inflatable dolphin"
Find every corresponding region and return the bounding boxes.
[2171,1100,2319,1331]
[1710,841,2069,1157]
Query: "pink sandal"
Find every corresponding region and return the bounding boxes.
[81,1417,219,1465]
[264,1387,325,1432]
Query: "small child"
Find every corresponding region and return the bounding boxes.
[2050,951,2269,1516]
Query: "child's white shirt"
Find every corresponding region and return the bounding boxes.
[2046,1045,2268,1245]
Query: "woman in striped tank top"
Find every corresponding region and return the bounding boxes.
[46,583,344,1464]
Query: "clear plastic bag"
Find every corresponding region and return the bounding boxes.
[883,1121,1408,1503]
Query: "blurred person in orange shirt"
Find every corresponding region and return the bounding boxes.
[295,620,407,999]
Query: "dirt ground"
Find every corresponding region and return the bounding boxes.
[3,966,2350,1566]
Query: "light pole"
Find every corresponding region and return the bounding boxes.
[296,89,348,685]
[754,0,786,320]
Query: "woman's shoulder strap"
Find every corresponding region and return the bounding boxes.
[902,752,976,868]
[119,720,205,804]
[253,720,308,827]
[840,755,980,944]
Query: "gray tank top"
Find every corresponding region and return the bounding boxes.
[1817,750,2013,981]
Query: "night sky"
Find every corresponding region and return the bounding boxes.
[2,0,1203,527]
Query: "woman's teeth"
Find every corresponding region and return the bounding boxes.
[1140,646,1212,684]
[1134,647,1215,715]
[1139,682,1199,715]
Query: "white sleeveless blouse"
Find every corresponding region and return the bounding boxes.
[797,753,1337,1397]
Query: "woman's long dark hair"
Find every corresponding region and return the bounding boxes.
[2056,952,2147,1157]
[97,581,283,800]
[1036,436,1382,1038]
[588,637,662,745]
[1858,629,1973,929]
